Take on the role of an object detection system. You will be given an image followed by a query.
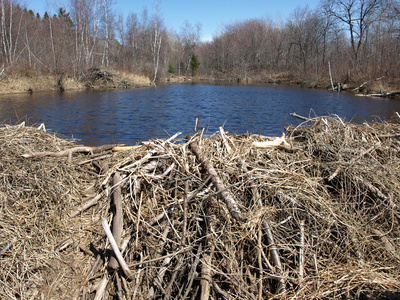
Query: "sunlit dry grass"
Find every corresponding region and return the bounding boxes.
[0,75,84,94]
[116,71,152,86]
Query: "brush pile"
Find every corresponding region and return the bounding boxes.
[1,114,400,299]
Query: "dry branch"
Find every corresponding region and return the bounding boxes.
[21,144,119,158]
[189,138,243,221]
[101,218,134,280]
[70,191,106,217]
[264,218,286,294]
[109,172,123,269]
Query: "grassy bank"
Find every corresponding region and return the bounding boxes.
[0,70,152,95]
[1,69,399,97]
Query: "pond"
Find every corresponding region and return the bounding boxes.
[1,83,399,145]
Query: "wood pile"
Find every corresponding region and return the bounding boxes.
[1,114,400,299]
[83,67,144,89]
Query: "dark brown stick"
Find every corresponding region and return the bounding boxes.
[189,138,242,221]
[109,172,123,269]
[264,218,286,294]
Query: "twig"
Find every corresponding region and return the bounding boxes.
[290,112,315,122]
[128,246,192,267]
[162,206,181,240]
[164,256,184,298]
[70,191,107,217]
[212,281,231,300]
[101,218,134,280]
[135,192,143,248]
[21,144,119,158]
[0,237,17,256]
[299,220,305,284]
[132,252,143,300]
[263,218,286,294]
[120,132,181,171]
[182,180,188,246]
[258,221,264,299]
[181,244,202,299]
[114,272,123,300]
[220,126,233,154]
[201,244,214,300]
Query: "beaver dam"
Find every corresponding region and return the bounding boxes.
[1,114,400,299]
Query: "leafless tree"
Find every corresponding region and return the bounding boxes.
[322,0,385,67]
[180,20,201,77]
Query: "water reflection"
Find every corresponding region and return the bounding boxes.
[1,84,399,146]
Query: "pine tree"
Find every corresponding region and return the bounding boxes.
[168,63,175,74]
[190,54,200,76]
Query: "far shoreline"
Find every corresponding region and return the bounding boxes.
[1,69,399,99]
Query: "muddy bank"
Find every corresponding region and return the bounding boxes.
[1,114,400,299]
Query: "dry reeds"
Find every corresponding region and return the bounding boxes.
[0,115,399,299]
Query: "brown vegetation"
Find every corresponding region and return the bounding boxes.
[1,0,400,92]
[0,68,152,94]
[1,114,400,299]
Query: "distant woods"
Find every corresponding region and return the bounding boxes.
[0,0,399,83]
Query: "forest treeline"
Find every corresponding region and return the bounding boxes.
[0,0,399,86]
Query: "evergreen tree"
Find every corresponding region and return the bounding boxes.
[58,7,74,26]
[168,63,175,74]
[190,54,200,76]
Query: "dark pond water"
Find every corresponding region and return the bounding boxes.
[1,83,400,146]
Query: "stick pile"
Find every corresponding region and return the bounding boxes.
[1,114,400,299]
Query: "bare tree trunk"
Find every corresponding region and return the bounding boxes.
[49,17,57,73]
[101,0,110,67]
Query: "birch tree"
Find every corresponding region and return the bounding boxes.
[0,0,23,66]
[150,1,163,82]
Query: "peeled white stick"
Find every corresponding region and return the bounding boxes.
[101,218,134,280]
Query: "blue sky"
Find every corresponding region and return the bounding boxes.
[25,0,319,41]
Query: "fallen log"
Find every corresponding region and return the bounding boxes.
[355,91,400,98]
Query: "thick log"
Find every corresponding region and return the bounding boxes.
[188,138,242,221]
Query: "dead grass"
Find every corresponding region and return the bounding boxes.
[117,71,152,86]
[0,75,85,94]
[1,115,400,299]
[0,70,151,95]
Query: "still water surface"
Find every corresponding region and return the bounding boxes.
[1,83,400,145]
